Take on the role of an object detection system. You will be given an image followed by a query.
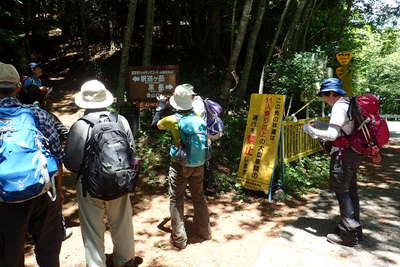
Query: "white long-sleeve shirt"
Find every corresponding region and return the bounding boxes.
[304,97,354,141]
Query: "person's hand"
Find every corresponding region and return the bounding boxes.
[157,94,167,102]
[156,94,168,111]
[303,123,311,134]
[303,124,318,139]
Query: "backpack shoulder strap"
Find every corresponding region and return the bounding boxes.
[109,112,119,123]
[79,116,97,127]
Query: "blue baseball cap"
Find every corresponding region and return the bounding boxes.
[28,62,41,69]
[317,78,347,96]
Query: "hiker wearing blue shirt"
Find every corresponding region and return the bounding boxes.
[24,62,43,88]
[0,62,65,267]
[152,84,211,250]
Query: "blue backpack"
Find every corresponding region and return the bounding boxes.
[174,113,208,167]
[0,107,58,202]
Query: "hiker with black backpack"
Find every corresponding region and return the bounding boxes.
[152,84,212,249]
[64,80,139,267]
[303,78,365,247]
[0,62,65,267]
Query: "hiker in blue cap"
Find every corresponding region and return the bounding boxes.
[22,62,52,97]
[24,62,43,88]
[303,78,363,247]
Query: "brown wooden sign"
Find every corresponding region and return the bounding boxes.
[127,65,179,104]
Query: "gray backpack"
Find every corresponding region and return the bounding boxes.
[80,112,138,200]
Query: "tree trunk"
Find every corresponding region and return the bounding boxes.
[338,0,354,41]
[13,1,27,69]
[259,0,292,93]
[222,0,254,95]
[203,1,223,60]
[301,0,318,50]
[108,4,117,52]
[238,0,267,97]
[79,0,90,66]
[230,0,238,54]
[281,0,309,53]
[117,0,138,102]
[24,0,33,61]
[142,0,155,66]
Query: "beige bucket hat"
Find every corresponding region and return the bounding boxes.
[75,80,114,109]
[169,83,195,111]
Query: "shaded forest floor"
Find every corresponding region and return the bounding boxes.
[24,54,400,266]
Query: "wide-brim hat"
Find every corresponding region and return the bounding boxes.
[75,80,114,109]
[317,78,347,96]
[169,83,195,111]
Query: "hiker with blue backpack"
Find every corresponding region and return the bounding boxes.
[152,84,212,249]
[303,78,389,247]
[64,80,140,267]
[0,63,65,267]
[192,93,224,194]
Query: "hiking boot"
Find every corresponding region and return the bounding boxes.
[170,236,187,250]
[327,233,359,247]
[106,255,143,267]
[123,257,143,267]
[334,226,364,241]
[204,185,217,196]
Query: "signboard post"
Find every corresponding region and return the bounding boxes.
[127,65,179,108]
[336,51,353,96]
[237,94,286,197]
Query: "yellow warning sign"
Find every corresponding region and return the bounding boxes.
[336,51,353,66]
[237,94,286,193]
[336,67,346,78]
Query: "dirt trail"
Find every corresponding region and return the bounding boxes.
[25,85,400,266]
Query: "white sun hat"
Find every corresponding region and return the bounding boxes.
[75,80,114,109]
[169,83,195,111]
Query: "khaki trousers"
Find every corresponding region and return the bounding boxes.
[168,162,211,246]
[77,182,135,267]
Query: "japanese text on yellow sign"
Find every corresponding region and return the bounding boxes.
[237,94,286,193]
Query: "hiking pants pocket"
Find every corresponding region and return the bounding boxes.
[329,149,358,193]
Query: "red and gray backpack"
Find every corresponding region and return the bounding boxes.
[333,94,390,162]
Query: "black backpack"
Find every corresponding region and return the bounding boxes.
[80,112,138,200]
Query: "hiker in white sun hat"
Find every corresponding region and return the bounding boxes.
[151,83,211,250]
[65,79,139,266]
[169,83,196,111]
[74,80,114,109]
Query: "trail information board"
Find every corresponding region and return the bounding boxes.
[127,65,179,107]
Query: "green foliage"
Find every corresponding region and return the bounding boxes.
[266,51,327,97]
[213,112,247,165]
[284,153,330,195]
[352,25,400,114]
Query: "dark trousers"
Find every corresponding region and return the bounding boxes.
[330,149,361,233]
[0,193,63,267]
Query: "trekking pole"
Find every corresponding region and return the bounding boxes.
[288,97,318,122]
